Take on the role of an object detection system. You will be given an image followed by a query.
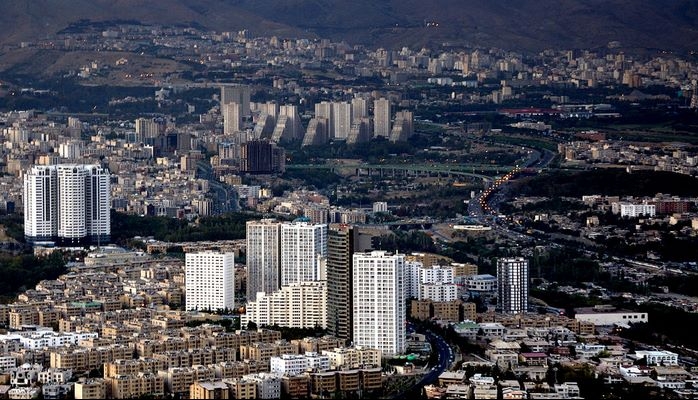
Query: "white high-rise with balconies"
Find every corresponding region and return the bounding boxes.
[497,257,529,314]
[280,220,328,286]
[185,251,235,312]
[352,251,406,357]
[24,164,110,245]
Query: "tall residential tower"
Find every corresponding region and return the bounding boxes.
[185,251,235,312]
[497,257,529,314]
[24,164,110,245]
[352,250,406,356]
[246,219,282,302]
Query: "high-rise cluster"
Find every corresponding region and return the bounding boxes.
[23,164,110,245]
[242,221,408,356]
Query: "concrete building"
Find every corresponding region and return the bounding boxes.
[74,379,106,399]
[134,118,161,142]
[497,258,528,314]
[321,347,382,369]
[241,281,327,329]
[326,225,356,343]
[189,380,230,399]
[244,373,282,399]
[220,84,251,116]
[225,377,257,399]
[185,251,235,312]
[373,98,391,138]
[352,251,406,357]
[332,102,352,140]
[24,164,110,245]
[618,203,656,218]
[351,98,368,123]
[575,306,648,327]
[465,274,497,293]
[270,353,330,376]
[223,102,242,135]
[280,221,328,286]
[246,219,281,302]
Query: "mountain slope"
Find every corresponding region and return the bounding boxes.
[1,0,697,53]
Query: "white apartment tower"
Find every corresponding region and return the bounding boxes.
[185,251,235,312]
[497,257,529,314]
[23,166,57,242]
[246,219,282,302]
[223,102,243,135]
[351,97,368,122]
[352,251,406,357]
[373,98,391,138]
[315,102,334,139]
[280,220,328,285]
[332,102,352,140]
[24,164,110,245]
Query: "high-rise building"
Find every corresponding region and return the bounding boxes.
[223,102,242,135]
[24,164,110,245]
[314,102,334,139]
[246,219,282,303]
[327,225,356,343]
[276,105,302,142]
[497,257,529,314]
[347,118,371,145]
[352,251,406,357]
[302,117,329,147]
[332,102,352,140]
[390,110,414,142]
[221,84,251,116]
[280,220,328,286]
[134,118,162,143]
[185,251,235,312]
[351,98,368,123]
[240,140,285,174]
[373,98,391,138]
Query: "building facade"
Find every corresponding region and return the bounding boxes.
[24,164,110,245]
[326,225,355,343]
[241,281,327,329]
[246,219,281,302]
[497,257,529,314]
[185,252,235,312]
[373,98,391,138]
[280,221,328,286]
[352,251,406,357]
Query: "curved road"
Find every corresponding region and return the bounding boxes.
[393,326,452,399]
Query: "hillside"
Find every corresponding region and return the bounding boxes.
[0,0,697,53]
[509,169,698,198]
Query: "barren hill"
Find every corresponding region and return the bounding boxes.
[1,0,697,53]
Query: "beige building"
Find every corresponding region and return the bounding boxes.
[321,347,382,369]
[225,377,257,399]
[239,341,298,364]
[292,336,345,354]
[106,373,164,399]
[74,379,106,399]
[190,380,230,399]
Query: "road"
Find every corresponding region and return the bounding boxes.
[393,325,452,399]
[196,160,239,214]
